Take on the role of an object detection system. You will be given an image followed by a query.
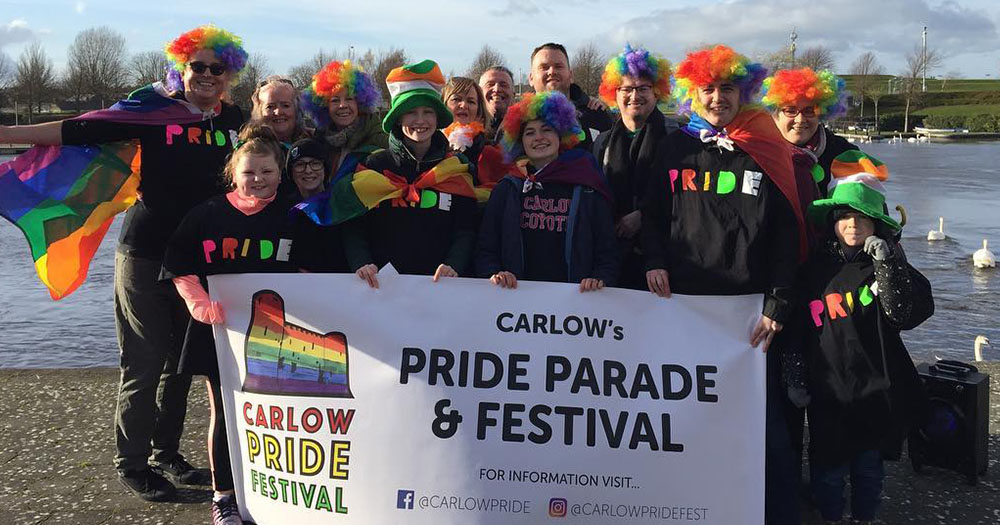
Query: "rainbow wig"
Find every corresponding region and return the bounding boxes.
[500,91,581,162]
[300,60,382,130]
[761,68,848,120]
[672,44,768,117]
[164,25,248,90]
[598,44,672,110]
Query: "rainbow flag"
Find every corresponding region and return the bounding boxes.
[296,154,475,226]
[0,83,211,300]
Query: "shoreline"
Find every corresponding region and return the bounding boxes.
[1,366,999,524]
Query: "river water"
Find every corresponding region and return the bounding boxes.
[0,142,997,368]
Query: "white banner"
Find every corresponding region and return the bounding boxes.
[210,267,765,524]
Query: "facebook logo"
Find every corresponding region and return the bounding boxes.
[396,489,415,510]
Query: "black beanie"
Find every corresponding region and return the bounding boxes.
[286,138,331,178]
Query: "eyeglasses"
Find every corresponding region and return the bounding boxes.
[258,75,295,88]
[292,160,324,173]
[780,106,819,118]
[188,61,227,76]
[617,85,653,96]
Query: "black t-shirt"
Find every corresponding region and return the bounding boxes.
[160,195,296,281]
[288,211,349,273]
[520,181,574,282]
[62,101,245,260]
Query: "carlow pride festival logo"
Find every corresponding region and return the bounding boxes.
[242,290,353,398]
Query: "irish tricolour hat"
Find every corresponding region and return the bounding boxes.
[381,59,453,133]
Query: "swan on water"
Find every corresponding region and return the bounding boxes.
[927,217,946,241]
[974,335,991,362]
[973,239,996,268]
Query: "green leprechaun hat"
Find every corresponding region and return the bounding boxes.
[381,59,453,133]
[809,151,901,232]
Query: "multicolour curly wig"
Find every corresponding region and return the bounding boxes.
[300,60,381,130]
[164,25,248,91]
[598,44,672,110]
[761,68,848,120]
[500,91,581,161]
[672,45,767,117]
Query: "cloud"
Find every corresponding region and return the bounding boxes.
[600,0,999,72]
[0,19,36,48]
[489,0,542,17]
[75,1,86,14]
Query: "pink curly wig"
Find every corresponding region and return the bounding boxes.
[598,44,672,110]
[500,91,581,161]
[672,45,767,117]
[761,68,848,120]
[164,25,248,90]
[300,60,381,129]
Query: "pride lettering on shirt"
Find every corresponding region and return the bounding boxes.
[668,169,763,197]
[165,124,239,148]
[521,195,570,232]
[202,237,294,264]
[808,281,880,327]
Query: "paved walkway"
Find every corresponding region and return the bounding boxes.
[1,366,998,524]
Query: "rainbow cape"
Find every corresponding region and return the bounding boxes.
[296,154,475,226]
[0,83,213,299]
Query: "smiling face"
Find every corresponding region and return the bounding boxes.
[399,106,437,144]
[616,75,656,127]
[521,119,560,166]
[696,80,741,128]
[258,83,297,140]
[291,156,325,196]
[182,49,232,109]
[445,85,480,126]
[233,153,281,199]
[529,48,573,94]
[479,69,514,117]
[834,210,875,248]
[328,89,359,130]
[774,103,821,146]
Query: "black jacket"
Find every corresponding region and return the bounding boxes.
[569,83,613,151]
[342,129,476,276]
[814,127,859,198]
[641,130,800,322]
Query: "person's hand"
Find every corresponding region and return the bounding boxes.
[646,269,671,297]
[579,278,605,292]
[750,315,783,352]
[432,264,458,282]
[616,210,641,239]
[191,301,225,325]
[586,97,608,111]
[864,235,891,261]
[490,271,518,288]
[356,264,379,288]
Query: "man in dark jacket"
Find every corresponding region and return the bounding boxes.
[479,65,515,142]
[528,42,612,150]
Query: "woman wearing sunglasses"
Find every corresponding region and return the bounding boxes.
[0,25,247,508]
[761,68,854,197]
[301,60,388,184]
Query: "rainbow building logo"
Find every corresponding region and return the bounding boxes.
[242,290,353,398]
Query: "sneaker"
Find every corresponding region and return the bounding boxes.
[152,454,212,486]
[212,495,243,525]
[118,467,176,502]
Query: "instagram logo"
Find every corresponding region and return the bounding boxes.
[548,497,567,517]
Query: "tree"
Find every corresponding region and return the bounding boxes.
[0,51,15,108]
[941,70,961,91]
[287,49,338,89]
[229,52,271,114]
[362,47,407,106]
[850,52,885,119]
[128,50,170,89]
[900,46,942,132]
[466,45,507,80]
[66,27,128,107]
[759,47,792,73]
[14,42,56,123]
[867,83,885,133]
[796,46,835,72]
[570,42,604,96]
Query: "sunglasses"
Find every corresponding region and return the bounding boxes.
[780,106,819,118]
[188,61,227,76]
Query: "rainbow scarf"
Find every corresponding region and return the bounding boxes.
[0,83,212,299]
[683,110,809,261]
[296,155,476,226]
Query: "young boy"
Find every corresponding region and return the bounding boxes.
[789,155,932,524]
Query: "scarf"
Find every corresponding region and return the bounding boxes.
[507,149,613,204]
[683,110,809,261]
[602,108,668,218]
[0,82,216,299]
[443,121,485,152]
[296,154,475,226]
[226,190,277,216]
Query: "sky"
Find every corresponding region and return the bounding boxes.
[1,0,999,82]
